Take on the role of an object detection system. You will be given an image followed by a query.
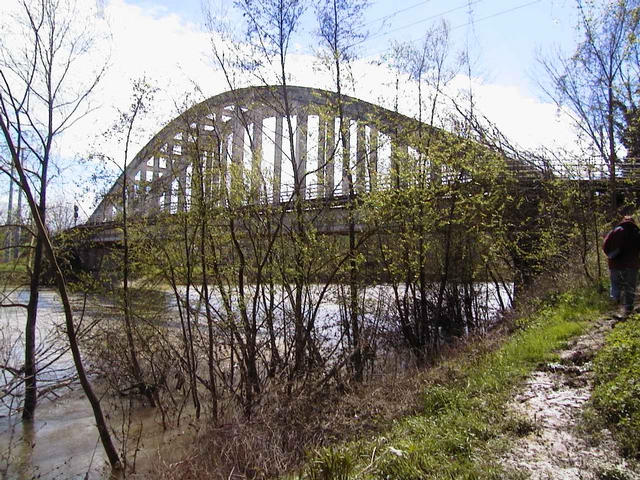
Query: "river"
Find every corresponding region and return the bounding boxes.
[0,289,195,480]
[0,283,511,479]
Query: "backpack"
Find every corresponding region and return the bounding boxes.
[603,226,625,259]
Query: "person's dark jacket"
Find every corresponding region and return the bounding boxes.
[603,219,640,269]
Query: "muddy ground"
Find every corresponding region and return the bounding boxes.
[500,315,640,479]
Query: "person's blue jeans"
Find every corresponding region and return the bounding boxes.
[610,268,638,312]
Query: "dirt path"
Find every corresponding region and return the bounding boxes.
[500,315,640,480]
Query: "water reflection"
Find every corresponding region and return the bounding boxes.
[0,289,77,416]
[0,288,198,479]
[0,289,110,479]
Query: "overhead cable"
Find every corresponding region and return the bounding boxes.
[361,0,542,56]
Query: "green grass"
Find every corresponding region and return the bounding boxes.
[0,261,27,272]
[592,313,640,458]
[0,259,30,284]
[296,288,608,480]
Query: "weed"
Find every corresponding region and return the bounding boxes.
[596,466,630,480]
[578,405,609,447]
[300,286,605,479]
[306,447,355,480]
[149,285,607,479]
[592,316,640,457]
[421,385,464,415]
[501,413,539,437]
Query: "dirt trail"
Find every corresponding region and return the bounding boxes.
[500,315,640,480]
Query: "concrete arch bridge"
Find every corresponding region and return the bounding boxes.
[87,85,543,236]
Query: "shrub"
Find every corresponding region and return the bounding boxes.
[592,315,640,457]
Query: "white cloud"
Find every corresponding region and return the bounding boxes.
[76,0,580,162]
[285,55,580,155]
[65,0,222,157]
[462,80,578,153]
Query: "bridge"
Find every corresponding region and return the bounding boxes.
[69,84,640,275]
[87,85,548,231]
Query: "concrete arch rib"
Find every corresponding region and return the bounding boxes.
[87,85,523,224]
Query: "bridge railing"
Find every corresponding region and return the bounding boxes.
[505,157,640,183]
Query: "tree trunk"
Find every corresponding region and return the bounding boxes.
[9,147,122,470]
[22,235,43,420]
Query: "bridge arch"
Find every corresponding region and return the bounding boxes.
[88,85,523,223]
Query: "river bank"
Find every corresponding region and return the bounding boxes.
[285,288,640,479]
[3,285,612,479]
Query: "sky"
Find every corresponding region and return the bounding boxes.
[3,0,585,218]
[90,0,582,152]
[113,0,580,95]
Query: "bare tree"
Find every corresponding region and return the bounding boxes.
[539,0,640,216]
[0,0,120,470]
[0,0,106,420]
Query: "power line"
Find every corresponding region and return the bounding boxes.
[364,0,483,44]
[451,0,542,32]
[345,0,480,52]
[358,0,543,58]
[364,0,438,28]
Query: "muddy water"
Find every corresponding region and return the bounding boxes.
[0,283,512,479]
[2,389,112,479]
[0,389,194,479]
[0,289,193,480]
[0,391,198,479]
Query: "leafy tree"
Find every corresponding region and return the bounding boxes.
[209,0,329,387]
[363,22,504,363]
[619,101,640,161]
[315,0,370,381]
[90,79,160,409]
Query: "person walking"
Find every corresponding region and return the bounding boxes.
[603,215,640,316]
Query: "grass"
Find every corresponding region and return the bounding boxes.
[295,288,609,480]
[592,312,640,458]
[0,259,30,284]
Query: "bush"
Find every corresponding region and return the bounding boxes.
[297,286,605,480]
[592,315,640,457]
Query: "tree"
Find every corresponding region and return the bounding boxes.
[363,23,499,363]
[0,0,120,469]
[238,0,315,378]
[0,0,105,420]
[540,0,640,216]
[212,0,320,383]
[315,0,370,381]
[619,102,640,161]
[46,201,78,233]
[97,79,160,407]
